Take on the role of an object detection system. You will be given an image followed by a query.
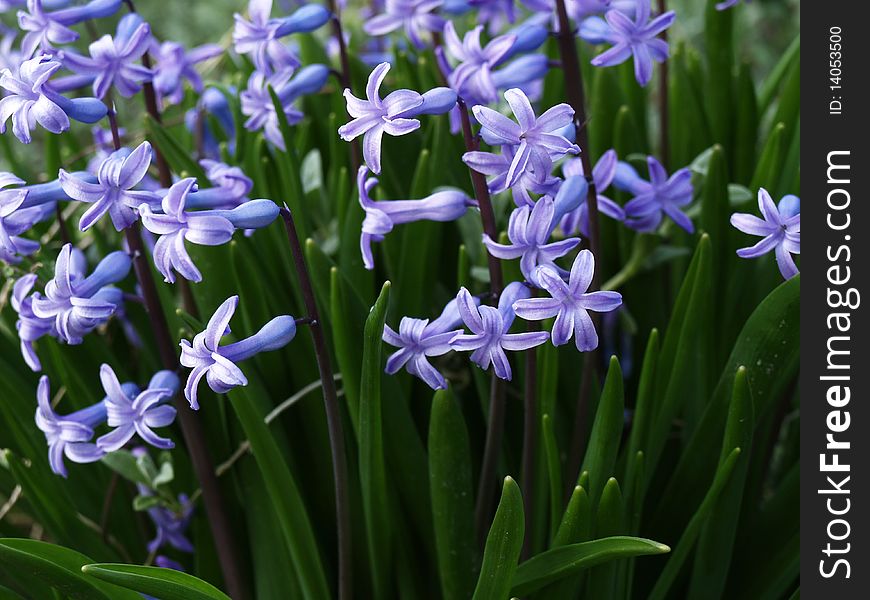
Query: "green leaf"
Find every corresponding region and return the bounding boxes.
[579,356,624,505]
[542,414,562,539]
[0,540,140,600]
[704,0,734,149]
[648,448,743,600]
[101,451,152,487]
[226,386,330,600]
[511,536,670,596]
[82,564,230,600]
[472,477,524,600]
[759,36,800,113]
[429,388,476,600]
[553,485,591,548]
[750,122,785,192]
[585,479,626,598]
[734,64,759,184]
[359,281,392,598]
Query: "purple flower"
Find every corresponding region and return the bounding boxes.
[469,88,579,190]
[139,487,194,553]
[615,156,694,233]
[440,22,516,105]
[590,0,675,86]
[151,40,222,106]
[0,171,52,260]
[61,14,153,98]
[60,141,159,231]
[195,160,253,208]
[180,296,297,409]
[241,65,329,150]
[233,0,330,76]
[383,296,474,390]
[716,0,741,9]
[30,243,131,344]
[1,55,107,143]
[730,188,800,279]
[513,249,622,351]
[559,149,626,236]
[450,283,549,380]
[463,142,560,206]
[35,375,106,477]
[17,0,121,57]
[357,165,475,269]
[483,195,581,284]
[364,0,446,50]
[96,365,178,452]
[10,274,54,370]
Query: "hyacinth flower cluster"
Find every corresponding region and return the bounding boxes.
[731,188,801,279]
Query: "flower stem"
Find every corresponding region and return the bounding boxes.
[658,0,670,169]
[521,320,538,560]
[108,94,247,600]
[553,0,605,489]
[327,1,361,174]
[280,207,352,600]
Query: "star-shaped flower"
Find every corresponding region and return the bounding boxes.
[590,0,675,86]
[11,273,56,371]
[60,141,159,231]
[35,375,106,477]
[483,195,580,284]
[364,0,446,50]
[730,188,800,279]
[513,249,622,351]
[469,88,580,190]
[558,149,626,236]
[383,295,476,390]
[96,364,178,452]
[441,22,515,105]
[615,155,694,233]
[180,296,297,409]
[151,40,223,106]
[0,172,52,260]
[450,283,549,380]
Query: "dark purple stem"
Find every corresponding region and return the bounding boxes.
[327,2,361,174]
[658,0,670,168]
[281,207,352,600]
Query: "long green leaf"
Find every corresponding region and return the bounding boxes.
[472,477,524,600]
[580,356,624,505]
[512,536,669,597]
[81,564,230,600]
[359,281,392,598]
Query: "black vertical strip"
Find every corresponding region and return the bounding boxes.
[802,4,868,596]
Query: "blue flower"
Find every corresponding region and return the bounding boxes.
[60,141,159,231]
[513,249,622,351]
[615,156,694,233]
[96,364,179,452]
[450,283,549,380]
[439,22,517,105]
[61,13,153,98]
[151,40,223,106]
[30,243,131,344]
[180,296,297,409]
[135,483,194,554]
[730,188,800,279]
[463,142,561,206]
[17,0,123,57]
[357,165,475,269]
[0,54,107,143]
[364,0,446,50]
[10,274,55,370]
[590,0,675,86]
[383,295,475,390]
[483,195,581,285]
[35,375,106,477]
[0,171,54,261]
[468,88,580,190]
[339,62,456,174]
[558,149,626,236]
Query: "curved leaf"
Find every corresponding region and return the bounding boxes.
[472,477,524,600]
[81,564,230,600]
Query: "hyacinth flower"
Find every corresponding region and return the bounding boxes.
[364,0,446,50]
[716,0,741,9]
[151,39,223,106]
[233,0,330,76]
[514,249,623,351]
[463,142,560,206]
[96,365,179,452]
[439,23,517,105]
[17,0,122,58]
[730,188,800,279]
[357,166,476,269]
[383,295,477,390]
[590,0,675,86]
[241,64,329,151]
[0,171,55,261]
[468,88,580,191]
[483,195,582,285]
[35,375,106,477]
[339,62,457,174]
[451,283,549,380]
[615,156,694,233]
[559,149,626,236]
[61,13,153,98]
[60,141,159,231]
[188,160,254,209]
[31,243,131,344]
[139,177,279,283]
[185,86,235,158]
[138,486,195,554]
[0,55,107,143]
[11,274,54,370]
[180,296,297,409]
